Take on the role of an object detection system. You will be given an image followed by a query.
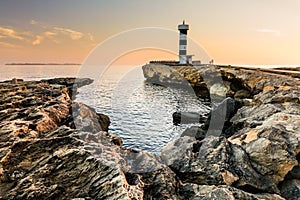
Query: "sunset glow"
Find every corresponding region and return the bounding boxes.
[1,0,300,65]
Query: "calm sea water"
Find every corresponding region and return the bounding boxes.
[0,65,210,153]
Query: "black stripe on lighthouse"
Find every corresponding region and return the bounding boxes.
[179,50,186,55]
[179,40,187,45]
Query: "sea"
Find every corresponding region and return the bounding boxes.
[0,64,210,153]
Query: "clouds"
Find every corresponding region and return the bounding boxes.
[0,27,25,41]
[256,29,281,36]
[44,31,57,37]
[53,27,84,40]
[0,41,18,48]
[31,26,88,45]
[32,35,43,45]
[0,20,95,47]
[30,20,38,25]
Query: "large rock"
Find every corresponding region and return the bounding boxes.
[161,135,280,193]
[161,68,299,197]
[227,70,300,197]
[0,78,182,199]
[172,112,207,124]
[79,131,181,199]
[72,102,110,132]
[0,79,140,199]
[209,83,230,96]
[0,128,140,199]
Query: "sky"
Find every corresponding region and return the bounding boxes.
[1,0,300,65]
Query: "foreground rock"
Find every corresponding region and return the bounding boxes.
[153,64,299,199]
[0,78,180,199]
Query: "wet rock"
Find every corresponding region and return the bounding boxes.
[173,112,207,124]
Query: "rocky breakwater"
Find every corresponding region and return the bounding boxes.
[142,64,252,100]
[144,63,299,199]
[0,78,180,199]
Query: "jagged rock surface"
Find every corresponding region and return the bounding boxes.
[0,78,180,199]
[142,64,252,99]
[180,183,285,200]
[158,65,299,199]
[1,63,300,200]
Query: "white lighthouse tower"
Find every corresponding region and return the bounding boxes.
[178,20,190,64]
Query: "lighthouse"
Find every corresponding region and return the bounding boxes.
[178,20,189,64]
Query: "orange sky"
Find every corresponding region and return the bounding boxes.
[1,1,300,66]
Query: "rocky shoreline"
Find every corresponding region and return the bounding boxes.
[143,64,299,199]
[0,63,299,199]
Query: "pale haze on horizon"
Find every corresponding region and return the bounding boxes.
[0,0,300,66]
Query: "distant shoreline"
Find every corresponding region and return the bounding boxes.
[5,63,81,66]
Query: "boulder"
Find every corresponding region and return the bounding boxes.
[173,112,207,124]
[209,83,230,96]
[0,78,182,199]
[161,135,280,193]
[0,130,140,199]
[72,102,110,132]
